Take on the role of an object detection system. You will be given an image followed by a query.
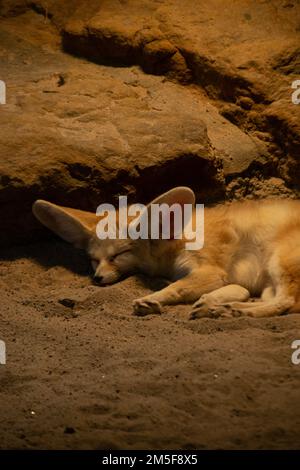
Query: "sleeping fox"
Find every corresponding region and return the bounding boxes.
[33,187,300,319]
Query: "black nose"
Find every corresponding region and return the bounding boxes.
[93,275,104,284]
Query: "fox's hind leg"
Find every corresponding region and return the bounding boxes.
[217,286,275,311]
[229,231,300,318]
[190,284,250,319]
[230,297,294,318]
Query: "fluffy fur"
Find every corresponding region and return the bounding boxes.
[33,188,300,318]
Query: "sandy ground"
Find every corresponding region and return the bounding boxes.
[0,239,300,450]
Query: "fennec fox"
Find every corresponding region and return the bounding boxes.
[33,187,300,319]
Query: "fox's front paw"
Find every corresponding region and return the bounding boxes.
[190,299,231,320]
[133,297,162,316]
[189,298,211,319]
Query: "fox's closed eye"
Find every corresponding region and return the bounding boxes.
[110,249,131,262]
[90,259,99,271]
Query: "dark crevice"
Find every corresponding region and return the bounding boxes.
[29,2,53,20]
[0,153,224,247]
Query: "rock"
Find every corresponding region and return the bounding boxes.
[226,176,296,200]
[237,97,254,111]
[0,12,224,246]
[59,0,299,176]
[58,298,76,309]
[64,426,76,434]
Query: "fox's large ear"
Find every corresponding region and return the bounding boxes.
[133,186,195,240]
[149,186,195,208]
[32,200,98,249]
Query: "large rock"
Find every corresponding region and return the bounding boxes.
[7,0,296,165]
[0,12,222,246]
[60,0,299,177]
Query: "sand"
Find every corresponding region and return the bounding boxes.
[1,239,300,449]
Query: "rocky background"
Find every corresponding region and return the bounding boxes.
[0,0,299,245]
[1,0,300,451]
